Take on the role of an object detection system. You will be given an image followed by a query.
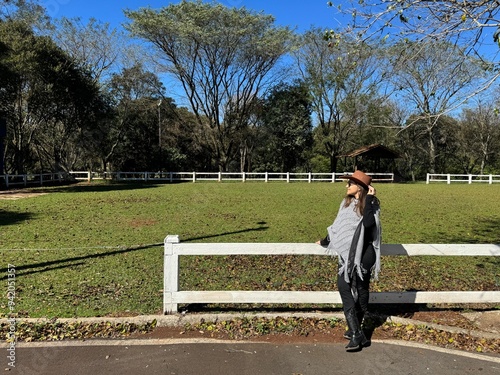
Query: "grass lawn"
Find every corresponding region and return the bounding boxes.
[1,181,499,318]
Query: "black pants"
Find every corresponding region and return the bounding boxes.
[337,244,376,319]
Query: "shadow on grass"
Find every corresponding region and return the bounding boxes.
[182,224,269,242]
[0,224,269,279]
[0,243,163,280]
[0,210,32,226]
[37,181,162,194]
[438,217,500,244]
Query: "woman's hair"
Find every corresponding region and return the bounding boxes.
[343,183,367,216]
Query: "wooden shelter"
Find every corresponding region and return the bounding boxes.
[339,143,401,172]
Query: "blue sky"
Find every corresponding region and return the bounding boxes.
[45,0,347,32]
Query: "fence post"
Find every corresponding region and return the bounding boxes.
[308,172,312,183]
[490,174,493,185]
[286,172,290,183]
[164,234,180,314]
[447,174,451,184]
[242,172,246,182]
[192,172,196,183]
[469,174,472,184]
[265,172,268,182]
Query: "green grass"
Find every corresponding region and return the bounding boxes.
[1,181,499,318]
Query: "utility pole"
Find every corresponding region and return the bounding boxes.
[0,117,6,177]
[157,99,162,148]
[158,99,162,171]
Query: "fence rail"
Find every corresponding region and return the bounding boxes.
[163,235,500,314]
[427,173,500,184]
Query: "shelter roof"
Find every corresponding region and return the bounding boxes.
[339,143,401,159]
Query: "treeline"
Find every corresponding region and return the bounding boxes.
[1,0,499,181]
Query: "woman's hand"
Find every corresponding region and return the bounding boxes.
[368,185,376,195]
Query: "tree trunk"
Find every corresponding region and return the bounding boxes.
[428,129,436,174]
[330,153,338,173]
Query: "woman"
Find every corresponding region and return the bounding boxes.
[316,170,381,352]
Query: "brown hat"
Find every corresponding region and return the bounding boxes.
[341,170,372,190]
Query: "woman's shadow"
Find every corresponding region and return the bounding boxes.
[362,303,428,341]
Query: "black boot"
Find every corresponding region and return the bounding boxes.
[344,310,368,352]
[343,309,364,340]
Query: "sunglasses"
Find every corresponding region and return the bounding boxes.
[347,180,357,187]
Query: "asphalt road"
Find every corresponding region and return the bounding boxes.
[5,339,500,375]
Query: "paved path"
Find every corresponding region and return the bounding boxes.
[5,338,500,375]
[2,311,499,374]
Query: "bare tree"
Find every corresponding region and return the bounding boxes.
[457,99,500,174]
[329,0,500,56]
[48,17,132,84]
[389,40,486,173]
[294,28,388,172]
[328,0,500,101]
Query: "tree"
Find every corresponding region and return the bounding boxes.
[90,64,209,172]
[295,28,387,172]
[161,105,212,172]
[91,64,167,171]
[49,17,118,84]
[328,1,500,102]
[455,100,500,174]
[48,17,133,84]
[330,0,500,58]
[388,40,486,173]
[256,81,313,172]
[0,19,107,174]
[125,0,294,171]
[1,0,47,26]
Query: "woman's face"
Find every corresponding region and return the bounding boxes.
[346,180,360,198]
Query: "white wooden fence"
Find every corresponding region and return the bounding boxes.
[163,235,500,314]
[0,172,67,188]
[427,173,500,184]
[0,171,393,188]
[5,171,500,187]
[69,171,395,183]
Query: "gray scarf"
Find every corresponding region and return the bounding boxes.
[326,198,382,292]
[326,199,361,264]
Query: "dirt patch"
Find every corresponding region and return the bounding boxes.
[128,219,159,228]
[0,190,47,200]
[132,316,437,345]
[408,310,478,330]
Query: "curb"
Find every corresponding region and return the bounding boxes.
[386,315,499,340]
[1,311,498,340]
